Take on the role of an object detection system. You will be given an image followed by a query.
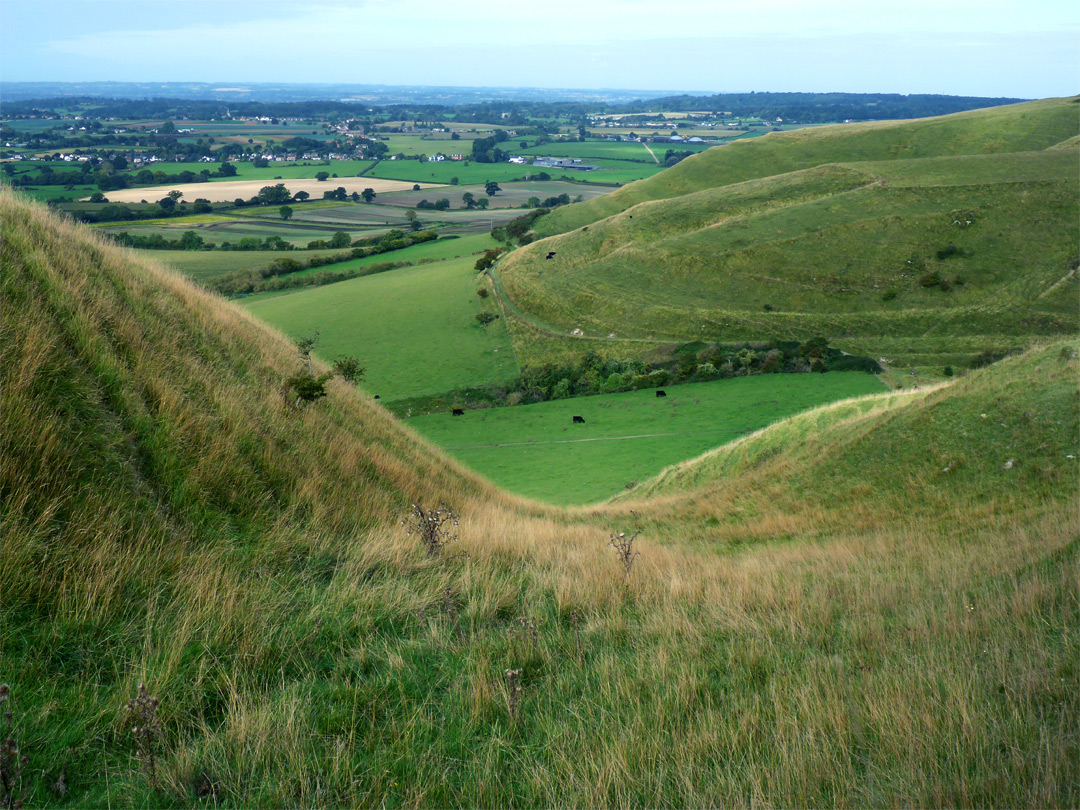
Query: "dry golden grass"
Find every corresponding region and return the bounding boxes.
[86,176,439,204]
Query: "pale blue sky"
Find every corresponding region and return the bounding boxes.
[1,0,1077,97]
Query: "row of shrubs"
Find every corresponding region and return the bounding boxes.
[396,340,879,414]
[203,230,439,296]
[210,261,411,297]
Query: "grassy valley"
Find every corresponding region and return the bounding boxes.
[2,187,1077,808]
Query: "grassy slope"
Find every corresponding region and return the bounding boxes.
[497,146,1078,367]
[535,96,1080,236]
[2,189,1077,808]
[242,253,519,401]
[410,372,885,505]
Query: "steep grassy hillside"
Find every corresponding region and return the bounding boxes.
[498,146,1078,368]
[2,189,1077,808]
[536,96,1080,236]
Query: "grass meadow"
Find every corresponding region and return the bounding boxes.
[409,372,886,504]
[242,252,519,400]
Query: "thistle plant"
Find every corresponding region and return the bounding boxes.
[404,503,459,557]
[608,514,642,580]
[126,684,161,790]
[504,669,523,722]
[0,685,27,810]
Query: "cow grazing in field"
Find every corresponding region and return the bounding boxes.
[655,390,667,397]
[452,408,464,416]
[546,251,557,260]
[573,415,585,424]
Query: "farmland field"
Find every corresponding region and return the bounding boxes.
[242,252,519,400]
[86,175,437,203]
[132,246,355,283]
[375,180,612,208]
[409,372,887,504]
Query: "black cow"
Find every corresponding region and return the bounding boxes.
[452,408,464,416]
[546,251,557,260]
[373,395,380,400]
[655,390,667,397]
[573,415,585,424]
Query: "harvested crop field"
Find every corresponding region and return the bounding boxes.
[85,177,440,204]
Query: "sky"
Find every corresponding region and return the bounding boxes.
[1,0,1077,98]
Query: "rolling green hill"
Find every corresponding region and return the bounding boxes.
[497,112,1078,369]
[2,187,1077,808]
[534,96,1080,236]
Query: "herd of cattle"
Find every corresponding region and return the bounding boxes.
[446,390,668,423]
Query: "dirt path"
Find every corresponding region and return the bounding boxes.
[641,142,661,164]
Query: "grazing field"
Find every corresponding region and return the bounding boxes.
[498,145,1078,369]
[132,246,352,283]
[408,372,886,504]
[88,176,437,203]
[503,140,713,162]
[243,252,518,400]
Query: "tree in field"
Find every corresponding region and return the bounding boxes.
[329,231,351,249]
[179,230,205,250]
[167,189,183,202]
[158,196,176,212]
[462,191,476,209]
[293,190,310,202]
[476,197,489,210]
[484,181,501,197]
[316,171,330,181]
[257,184,292,205]
[333,356,365,384]
[405,210,421,232]
[361,187,376,203]
[279,205,294,221]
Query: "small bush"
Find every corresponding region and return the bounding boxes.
[881,289,898,301]
[475,311,497,325]
[943,366,954,377]
[476,287,489,298]
[918,271,942,288]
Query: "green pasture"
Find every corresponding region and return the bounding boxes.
[367,160,533,185]
[274,234,501,283]
[503,140,712,162]
[499,148,1078,367]
[132,247,354,283]
[242,253,519,400]
[409,372,886,504]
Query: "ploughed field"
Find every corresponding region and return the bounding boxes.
[85,176,436,204]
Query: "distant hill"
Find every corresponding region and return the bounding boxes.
[499,97,1079,368]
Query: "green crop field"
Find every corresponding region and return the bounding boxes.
[409,371,886,504]
[242,252,519,400]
